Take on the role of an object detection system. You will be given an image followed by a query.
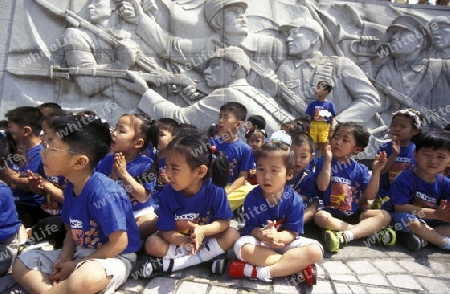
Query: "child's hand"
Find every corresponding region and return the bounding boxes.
[188,221,205,254]
[113,153,127,177]
[27,170,45,194]
[50,259,76,284]
[324,142,332,161]
[391,136,400,156]
[435,200,450,222]
[261,221,285,249]
[372,151,387,172]
[159,167,170,184]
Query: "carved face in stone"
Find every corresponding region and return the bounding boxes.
[88,0,114,24]
[204,58,235,88]
[431,22,450,51]
[286,28,315,56]
[221,5,248,36]
[388,28,423,58]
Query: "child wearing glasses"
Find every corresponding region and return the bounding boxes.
[12,113,140,293]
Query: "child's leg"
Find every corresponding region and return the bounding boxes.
[12,258,53,293]
[136,212,158,239]
[145,233,171,257]
[408,221,450,247]
[314,210,354,231]
[304,200,319,224]
[352,209,391,239]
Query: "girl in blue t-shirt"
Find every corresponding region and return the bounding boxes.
[230,133,322,286]
[132,133,239,279]
[245,128,266,185]
[96,113,159,238]
[373,108,422,210]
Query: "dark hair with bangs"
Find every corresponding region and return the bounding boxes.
[166,133,229,187]
[256,141,295,172]
[220,102,247,122]
[46,113,111,169]
[291,132,314,152]
[333,122,369,150]
[415,131,450,151]
[5,106,42,136]
[122,113,159,152]
[158,118,180,137]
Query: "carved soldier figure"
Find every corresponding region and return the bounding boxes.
[120,47,292,135]
[429,16,450,59]
[273,18,382,130]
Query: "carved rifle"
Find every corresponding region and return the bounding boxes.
[368,77,448,129]
[33,0,195,88]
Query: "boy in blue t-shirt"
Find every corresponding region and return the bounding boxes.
[307,122,395,253]
[305,81,336,157]
[390,131,450,251]
[4,106,47,228]
[211,102,255,212]
[12,114,140,293]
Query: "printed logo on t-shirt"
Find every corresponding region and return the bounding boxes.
[413,191,437,209]
[388,159,413,184]
[69,218,102,249]
[314,106,332,122]
[328,177,358,213]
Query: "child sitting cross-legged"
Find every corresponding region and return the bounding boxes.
[229,130,323,285]
[311,122,396,253]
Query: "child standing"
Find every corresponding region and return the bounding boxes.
[96,113,159,238]
[305,81,336,157]
[12,113,140,293]
[132,134,239,279]
[373,109,421,210]
[312,122,395,253]
[5,106,47,228]
[390,131,450,251]
[212,102,255,212]
[245,128,266,185]
[288,132,318,224]
[229,136,323,285]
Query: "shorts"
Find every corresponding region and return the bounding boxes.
[309,121,330,143]
[18,246,136,294]
[390,212,449,233]
[233,235,323,261]
[227,182,256,212]
[0,231,20,275]
[322,208,363,225]
[133,206,155,219]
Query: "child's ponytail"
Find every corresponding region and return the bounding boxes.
[210,146,229,187]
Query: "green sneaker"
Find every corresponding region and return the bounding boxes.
[377,227,396,246]
[323,230,346,253]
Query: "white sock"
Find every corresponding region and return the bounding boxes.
[256,266,272,282]
[440,237,450,250]
[169,238,224,272]
[344,231,354,242]
[243,263,255,277]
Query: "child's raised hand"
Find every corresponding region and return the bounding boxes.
[27,170,45,194]
[372,151,387,172]
[188,221,205,254]
[391,136,400,156]
[436,200,450,222]
[113,153,127,177]
[324,142,332,161]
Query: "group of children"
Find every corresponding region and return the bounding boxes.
[0,82,449,293]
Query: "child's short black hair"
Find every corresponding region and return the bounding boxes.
[220,102,247,122]
[291,132,314,152]
[37,102,63,116]
[415,130,450,152]
[5,106,42,136]
[247,115,266,130]
[158,118,181,137]
[46,113,111,170]
[207,123,219,139]
[256,141,295,172]
[333,122,370,150]
[317,81,333,93]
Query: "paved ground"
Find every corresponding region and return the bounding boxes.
[1,223,450,294]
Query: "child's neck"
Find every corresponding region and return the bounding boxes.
[317,96,327,102]
[21,137,41,153]
[67,168,93,196]
[263,188,284,206]
[181,179,203,197]
[414,167,438,183]
[333,155,352,164]
[220,132,239,143]
[293,168,307,178]
[399,140,411,147]
[122,149,140,163]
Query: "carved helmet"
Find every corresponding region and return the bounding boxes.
[387,15,432,51]
[279,17,324,46]
[209,46,251,74]
[204,0,248,27]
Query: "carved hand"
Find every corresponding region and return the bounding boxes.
[119,70,149,96]
[119,0,144,25]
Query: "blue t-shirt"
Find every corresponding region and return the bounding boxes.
[13,144,45,207]
[242,185,304,236]
[390,170,450,209]
[288,170,316,208]
[377,142,415,196]
[157,179,233,234]
[0,183,21,241]
[306,157,371,216]
[61,172,140,253]
[305,100,336,124]
[96,154,155,212]
[155,157,167,192]
[211,138,254,183]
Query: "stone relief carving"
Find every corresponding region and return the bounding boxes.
[1,0,450,150]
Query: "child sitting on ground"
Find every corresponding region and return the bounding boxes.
[390,130,450,251]
[311,122,395,253]
[229,131,322,285]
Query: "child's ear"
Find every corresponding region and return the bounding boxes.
[286,169,294,181]
[352,146,363,155]
[310,152,315,161]
[73,155,89,170]
[135,137,144,149]
[197,164,208,179]
[22,126,32,137]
